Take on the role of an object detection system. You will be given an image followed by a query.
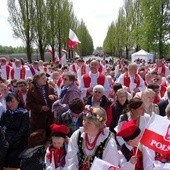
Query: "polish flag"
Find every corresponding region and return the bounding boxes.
[68,29,81,49]
[91,157,121,170]
[61,49,68,54]
[47,50,59,63]
[140,114,170,155]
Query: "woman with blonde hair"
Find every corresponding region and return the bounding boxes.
[141,89,159,116]
[64,105,119,170]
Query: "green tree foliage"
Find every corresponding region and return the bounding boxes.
[46,0,78,60]
[140,0,170,58]
[33,0,47,61]
[8,0,35,63]
[104,0,170,59]
[76,20,94,56]
[0,45,25,54]
[132,0,142,52]
[103,22,116,56]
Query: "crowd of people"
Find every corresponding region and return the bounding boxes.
[0,55,169,170]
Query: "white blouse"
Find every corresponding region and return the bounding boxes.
[64,127,119,170]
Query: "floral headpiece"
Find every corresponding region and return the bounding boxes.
[83,105,104,122]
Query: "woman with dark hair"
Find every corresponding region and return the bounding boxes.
[0,93,29,168]
[57,98,85,136]
[52,72,81,118]
[26,72,57,139]
[116,97,150,146]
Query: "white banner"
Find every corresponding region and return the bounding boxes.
[90,157,121,170]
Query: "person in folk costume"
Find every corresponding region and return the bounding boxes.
[154,59,169,77]
[26,72,58,139]
[69,57,79,74]
[135,58,142,69]
[38,60,48,73]
[161,74,170,89]
[0,57,12,80]
[114,58,126,78]
[45,124,69,170]
[137,67,146,81]
[64,105,119,170]
[28,61,41,77]
[116,63,146,96]
[79,60,111,99]
[0,83,10,111]
[10,59,28,80]
[115,97,150,147]
[5,55,15,68]
[151,74,166,98]
[98,59,106,74]
[117,120,143,170]
[144,72,153,87]
[143,104,170,170]
[50,71,63,96]
[76,58,90,82]
[86,85,113,127]
[147,83,162,104]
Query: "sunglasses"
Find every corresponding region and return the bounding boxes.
[94,91,102,94]
[153,78,160,81]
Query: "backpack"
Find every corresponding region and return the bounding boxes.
[20,145,46,170]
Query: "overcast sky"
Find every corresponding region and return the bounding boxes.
[0,0,124,48]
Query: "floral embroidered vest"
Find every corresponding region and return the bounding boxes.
[77,131,112,170]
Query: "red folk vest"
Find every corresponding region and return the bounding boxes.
[155,64,166,77]
[11,66,26,79]
[81,64,86,75]
[98,64,103,73]
[161,81,167,88]
[56,77,63,87]
[160,84,166,97]
[83,73,105,88]
[72,64,77,73]
[124,72,140,88]
[0,65,11,80]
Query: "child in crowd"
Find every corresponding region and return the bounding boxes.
[117,120,143,170]
[45,124,69,170]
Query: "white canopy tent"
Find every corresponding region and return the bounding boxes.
[131,49,154,63]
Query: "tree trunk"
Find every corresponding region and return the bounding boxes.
[125,46,129,59]
[26,41,32,63]
[38,40,45,61]
[135,45,140,52]
[51,43,55,62]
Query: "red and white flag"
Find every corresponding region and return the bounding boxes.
[140,114,170,155]
[68,29,81,49]
[61,49,68,54]
[47,50,59,63]
[91,157,121,170]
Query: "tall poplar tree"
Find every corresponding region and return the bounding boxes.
[8,0,35,63]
